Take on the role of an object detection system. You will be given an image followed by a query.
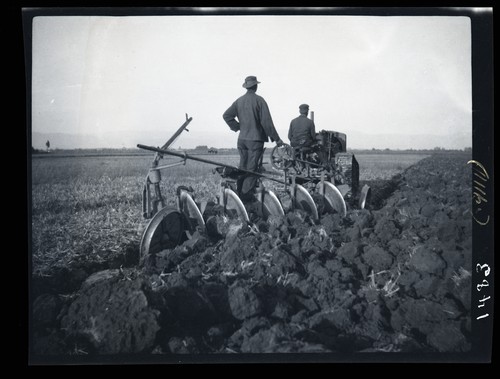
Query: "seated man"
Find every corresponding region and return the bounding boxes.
[288,104,316,159]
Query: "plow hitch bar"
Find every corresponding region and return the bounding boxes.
[137,144,287,185]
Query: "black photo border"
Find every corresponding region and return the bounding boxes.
[18,6,494,366]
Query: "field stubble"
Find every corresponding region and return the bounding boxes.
[31,153,426,283]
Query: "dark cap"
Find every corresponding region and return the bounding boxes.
[242,76,261,88]
[299,104,309,110]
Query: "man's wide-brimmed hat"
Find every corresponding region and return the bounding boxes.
[242,76,261,88]
[299,104,309,110]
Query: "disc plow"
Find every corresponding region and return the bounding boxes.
[137,115,371,256]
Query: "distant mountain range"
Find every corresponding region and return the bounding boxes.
[31,130,471,151]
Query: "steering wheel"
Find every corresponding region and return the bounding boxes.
[270,144,294,171]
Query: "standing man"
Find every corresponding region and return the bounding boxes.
[288,104,316,149]
[223,76,284,202]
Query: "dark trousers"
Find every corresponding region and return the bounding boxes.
[237,139,264,200]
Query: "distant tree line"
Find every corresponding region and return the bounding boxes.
[31,145,473,156]
[31,146,49,154]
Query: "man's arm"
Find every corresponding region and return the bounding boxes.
[258,99,281,143]
[223,102,240,132]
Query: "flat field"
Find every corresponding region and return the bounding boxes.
[30,152,427,274]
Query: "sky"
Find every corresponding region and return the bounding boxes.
[31,14,472,150]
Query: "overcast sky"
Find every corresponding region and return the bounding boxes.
[31,15,472,149]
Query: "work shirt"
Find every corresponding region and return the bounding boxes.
[288,115,316,147]
[223,90,281,142]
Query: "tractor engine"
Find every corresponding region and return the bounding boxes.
[316,130,359,195]
[312,130,360,196]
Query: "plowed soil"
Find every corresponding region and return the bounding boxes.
[31,153,472,356]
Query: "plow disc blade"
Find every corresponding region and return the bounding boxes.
[292,184,319,222]
[257,189,285,219]
[179,190,206,236]
[358,184,371,209]
[140,206,184,256]
[224,188,250,223]
[317,181,347,217]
